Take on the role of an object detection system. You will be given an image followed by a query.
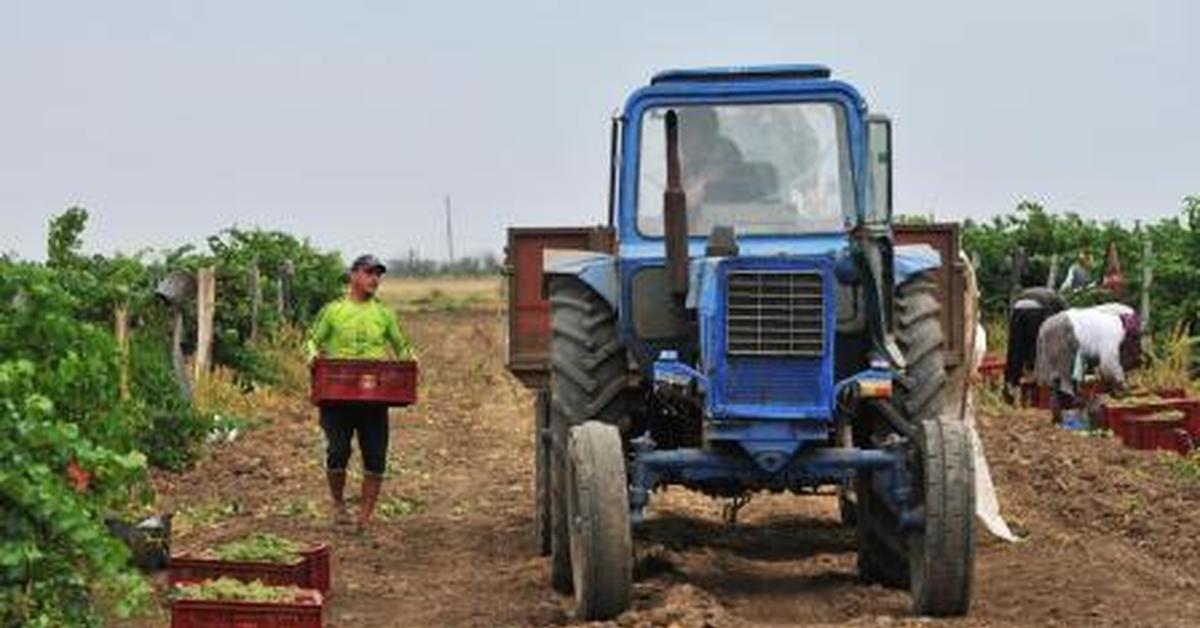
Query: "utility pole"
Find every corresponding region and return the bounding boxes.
[445,195,455,264]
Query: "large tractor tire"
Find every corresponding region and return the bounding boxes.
[857,273,947,588]
[534,390,551,556]
[910,418,975,617]
[894,275,947,424]
[547,276,629,593]
[566,421,633,620]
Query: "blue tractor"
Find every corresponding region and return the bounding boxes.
[505,64,974,620]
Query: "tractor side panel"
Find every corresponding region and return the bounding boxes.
[504,226,615,389]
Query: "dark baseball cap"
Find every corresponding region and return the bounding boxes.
[350,254,386,274]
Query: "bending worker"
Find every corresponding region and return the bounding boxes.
[305,254,414,531]
[1004,286,1069,402]
[1034,302,1142,423]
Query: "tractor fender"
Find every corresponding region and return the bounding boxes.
[894,243,941,286]
[543,249,619,311]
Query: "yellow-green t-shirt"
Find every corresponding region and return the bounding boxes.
[304,297,414,361]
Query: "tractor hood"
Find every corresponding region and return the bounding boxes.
[690,253,837,423]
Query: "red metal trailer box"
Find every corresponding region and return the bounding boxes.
[504,226,615,389]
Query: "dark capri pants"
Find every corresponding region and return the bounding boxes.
[319,403,390,476]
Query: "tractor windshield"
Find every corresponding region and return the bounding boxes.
[637,101,853,237]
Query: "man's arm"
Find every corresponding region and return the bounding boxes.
[304,303,335,363]
[1097,342,1126,388]
[1092,316,1127,387]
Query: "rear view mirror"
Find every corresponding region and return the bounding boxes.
[867,115,892,224]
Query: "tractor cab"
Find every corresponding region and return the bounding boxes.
[609,65,911,452]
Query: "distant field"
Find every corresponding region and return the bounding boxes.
[377,275,505,312]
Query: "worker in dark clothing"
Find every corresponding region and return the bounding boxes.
[1004,286,1069,402]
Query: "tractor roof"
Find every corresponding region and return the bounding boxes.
[650,64,832,85]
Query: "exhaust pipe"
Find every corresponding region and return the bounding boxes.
[663,110,688,298]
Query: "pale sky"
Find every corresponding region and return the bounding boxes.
[2,1,1196,262]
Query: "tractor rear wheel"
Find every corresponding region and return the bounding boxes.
[855,469,908,587]
[910,418,975,617]
[894,275,946,424]
[566,421,633,620]
[533,390,551,556]
[857,273,948,588]
[547,276,629,593]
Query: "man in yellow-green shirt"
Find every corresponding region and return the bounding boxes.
[306,254,414,531]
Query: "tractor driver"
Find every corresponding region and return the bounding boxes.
[676,105,831,233]
[677,106,756,230]
[305,254,415,532]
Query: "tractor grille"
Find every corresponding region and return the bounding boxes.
[726,271,825,357]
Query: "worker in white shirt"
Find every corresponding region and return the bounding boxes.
[1034,303,1142,423]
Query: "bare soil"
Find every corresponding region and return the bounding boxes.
[131,308,1200,627]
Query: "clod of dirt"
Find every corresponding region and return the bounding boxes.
[595,583,733,628]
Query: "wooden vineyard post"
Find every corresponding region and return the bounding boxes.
[1009,246,1025,297]
[172,306,191,401]
[249,260,262,342]
[155,269,195,401]
[114,302,130,401]
[276,259,294,322]
[1141,237,1153,348]
[195,267,216,382]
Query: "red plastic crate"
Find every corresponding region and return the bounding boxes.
[309,359,418,407]
[169,545,331,596]
[171,587,324,628]
[1020,380,1103,411]
[1101,397,1200,441]
[1019,381,1052,409]
[1121,413,1193,454]
[977,356,1005,382]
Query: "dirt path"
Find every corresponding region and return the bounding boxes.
[140,308,1200,627]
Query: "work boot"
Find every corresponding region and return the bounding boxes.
[357,473,384,533]
[326,470,351,527]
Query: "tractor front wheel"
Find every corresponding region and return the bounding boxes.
[910,418,975,617]
[857,273,949,588]
[566,421,633,620]
[547,276,629,593]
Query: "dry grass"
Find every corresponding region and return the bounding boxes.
[1131,321,1195,392]
[192,325,311,425]
[985,317,1008,354]
[377,276,505,312]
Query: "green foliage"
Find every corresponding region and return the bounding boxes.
[1160,450,1200,483]
[964,197,1200,343]
[377,495,426,520]
[46,207,88,269]
[1,209,344,625]
[197,228,343,387]
[0,265,152,627]
[127,355,208,473]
